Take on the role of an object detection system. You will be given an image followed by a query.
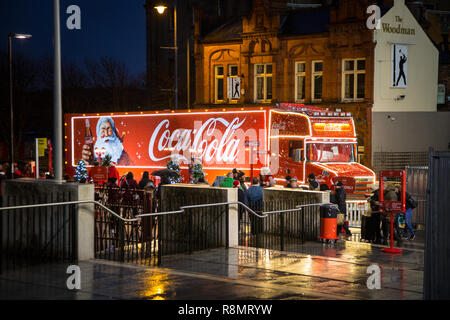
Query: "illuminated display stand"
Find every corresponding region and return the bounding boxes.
[379,170,406,254]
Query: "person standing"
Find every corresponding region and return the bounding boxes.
[233,180,248,205]
[108,164,120,185]
[234,179,248,232]
[403,191,416,240]
[246,177,263,235]
[284,176,292,187]
[139,171,152,189]
[247,177,263,208]
[369,188,383,244]
[120,171,138,189]
[382,181,398,244]
[372,180,398,245]
[307,173,320,191]
[333,181,351,237]
[286,177,299,188]
[220,172,235,188]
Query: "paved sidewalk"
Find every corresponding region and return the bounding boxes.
[0,241,423,300]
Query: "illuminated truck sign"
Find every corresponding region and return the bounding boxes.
[65,105,376,193]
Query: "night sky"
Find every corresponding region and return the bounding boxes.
[1,0,147,75]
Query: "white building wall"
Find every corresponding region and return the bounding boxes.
[373,0,439,112]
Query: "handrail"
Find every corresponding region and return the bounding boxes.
[0,200,138,222]
[0,200,327,222]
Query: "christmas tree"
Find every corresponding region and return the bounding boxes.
[101,154,112,167]
[193,160,205,183]
[74,160,88,182]
[166,158,181,184]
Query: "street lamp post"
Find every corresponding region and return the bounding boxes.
[53,0,63,181]
[8,33,32,179]
[155,1,178,110]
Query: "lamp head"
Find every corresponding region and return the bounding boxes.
[10,33,32,39]
[154,5,167,14]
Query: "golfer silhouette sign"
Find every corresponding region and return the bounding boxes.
[228,77,241,100]
[392,44,408,88]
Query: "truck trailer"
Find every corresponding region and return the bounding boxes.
[64,104,376,193]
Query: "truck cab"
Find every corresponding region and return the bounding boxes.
[270,104,376,194]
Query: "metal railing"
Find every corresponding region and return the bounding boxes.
[1,197,326,268]
[406,166,428,228]
[346,200,370,227]
[0,200,80,274]
[238,197,323,252]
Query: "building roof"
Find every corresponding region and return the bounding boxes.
[202,18,243,43]
[202,7,330,43]
[280,7,330,35]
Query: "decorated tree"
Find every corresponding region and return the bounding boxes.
[166,158,181,184]
[193,160,205,183]
[74,160,88,182]
[101,154,112,167]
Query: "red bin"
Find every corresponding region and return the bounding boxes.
[318,204,339,241]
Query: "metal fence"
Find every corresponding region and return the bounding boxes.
[373,151,429,174]
[0,200,77,274]
[94,187,323,263]
[94,186,231,265]
[424,149,450,299]
[94,186,159,265]
[406,166,428,228]
[160,202,229,256]
[346,200,369,227]
[239,196,321,252]
[1,186,325,270]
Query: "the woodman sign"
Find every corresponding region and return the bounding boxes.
[382,15,415,35]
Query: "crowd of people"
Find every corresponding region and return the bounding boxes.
[365,178,416,244]
[1,161,417,243]
[0,161,43,180]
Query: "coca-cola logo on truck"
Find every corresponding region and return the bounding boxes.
[149,117,245,162]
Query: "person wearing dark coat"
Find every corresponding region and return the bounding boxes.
[369,189,382,244]
[120,171,139,189]
[246,177,263,234]
[139,171,154,190]
[333,181,351,236]
[234,180,248,206]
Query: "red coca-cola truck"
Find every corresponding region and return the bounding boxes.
[64,104,376,193]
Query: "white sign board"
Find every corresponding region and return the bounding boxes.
[392,44,408,88]
[228,77,241,100]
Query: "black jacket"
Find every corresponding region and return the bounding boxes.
[405,192,415,210]
[369,189,380,212]
[238,189,249,207]
[333,188,347,214]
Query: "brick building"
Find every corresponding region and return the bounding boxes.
[145,0,447,170]
[193,0,375,167]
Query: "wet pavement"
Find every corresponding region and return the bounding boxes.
[0,233,424,300]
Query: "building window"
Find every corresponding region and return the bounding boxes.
[214,65,224,103]
[228,65,239,101]
[295,62,306,102]
[289,140,304,162]
[312,61,323,101]
[255,63,272,102]
[229,65,238,77]
[342,59,365,101]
